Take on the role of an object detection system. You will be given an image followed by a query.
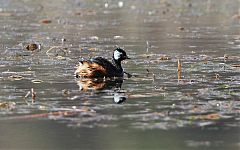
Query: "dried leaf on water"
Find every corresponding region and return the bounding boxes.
[25,43,40,51]
[79,47,97,51]
[178,27,185,31]
[88,47,97,51]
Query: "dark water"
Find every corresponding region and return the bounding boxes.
[0,0,240,149]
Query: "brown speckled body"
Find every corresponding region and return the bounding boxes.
[75,48,129,78]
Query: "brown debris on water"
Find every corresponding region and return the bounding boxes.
[0,12,13,17]
[224,54,228,61]
[159,55,171,60]
[25,43,40,51]
[8,75,23,81]
[177,59,181,81]
[231,64,240,68]
[31,88,36,102]
[62,89,70,96]
[74,12,81,16]
[4,108,95,120]
[189,113,221,120]
[0,102,16,110]
[40,19,52,24]
[178,27,185,31]
[231,14,240,20]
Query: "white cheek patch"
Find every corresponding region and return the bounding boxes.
[114,50,122,60]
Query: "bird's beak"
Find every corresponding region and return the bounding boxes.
[125,56,130,59]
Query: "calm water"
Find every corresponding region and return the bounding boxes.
[0,0,240,149]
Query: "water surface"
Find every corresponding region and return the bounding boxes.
[0,0,239,149]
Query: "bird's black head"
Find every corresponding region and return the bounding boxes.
[113,48,130,61]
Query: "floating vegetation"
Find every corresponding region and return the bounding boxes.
[3,71,35,81]
[46,46,69,60]
[188,113,221,120]
[4,108,95,120]
[40,19,52,24]
[25,43,41,51]
[80,47,97,51]
[62,89,70,96]
[0,102,16,110]
[31,79,43,83]
[159,55,171,60]
[56,55,66,60]
[8,75,23,80]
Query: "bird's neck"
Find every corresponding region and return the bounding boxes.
[112,58,123,70]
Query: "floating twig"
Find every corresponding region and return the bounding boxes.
[23,88,37,104]
[40,19,52,24]
[177,59,181,81]
[146,69,150,77]
[46,46,70,60]
[31,88,36,103]
[146,41,149,53]
[152,73,156,82]
[2,108,95,120]
[24,91,31,99]
[46,46,63,55]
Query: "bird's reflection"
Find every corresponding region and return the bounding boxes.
[113,92,126,104]
[76,78,127,104]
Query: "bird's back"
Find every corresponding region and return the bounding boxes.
[75,57,123,78]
